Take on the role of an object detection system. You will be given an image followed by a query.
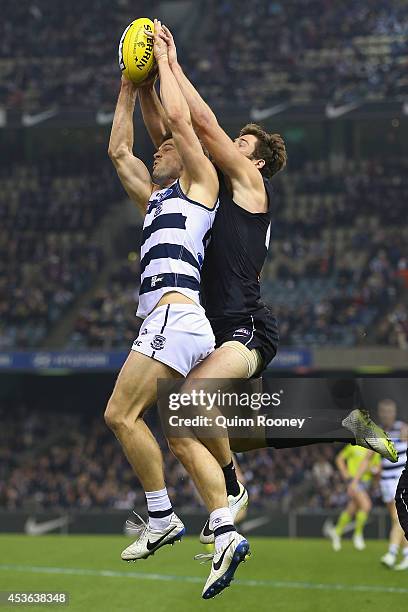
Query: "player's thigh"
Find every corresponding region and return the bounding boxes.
[190,344,249,379]
[107,350,182,421]
[178,345,250,412]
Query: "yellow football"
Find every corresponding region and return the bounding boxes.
[118,18,155,85]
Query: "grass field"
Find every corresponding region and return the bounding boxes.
[0,535,407,612]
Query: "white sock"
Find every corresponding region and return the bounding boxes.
[210,507,235,553]
[403,547,408,558]
[389,543,399,557]
[145,488,173,531]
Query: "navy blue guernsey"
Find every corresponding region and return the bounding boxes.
[201,170,278,358]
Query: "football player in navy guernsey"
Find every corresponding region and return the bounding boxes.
[140,25,397,597]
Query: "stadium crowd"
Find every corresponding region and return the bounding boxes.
[0,402,378,512]
[0,159,122,348]
[68,158,408,349]
[1,0,407,113]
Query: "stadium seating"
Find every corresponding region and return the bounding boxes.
[1,0,407,113]
[67,158,408,349]
[0,401,375,511]
[0,160,122,348]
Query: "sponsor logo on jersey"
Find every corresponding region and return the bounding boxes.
[150,188,173,205]
[151,335,166,351]
[233,328,251,338]
[151,275,163,288]
[154,203,163,217]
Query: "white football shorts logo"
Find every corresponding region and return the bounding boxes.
[233,328,251,338]
[151,335,166,350]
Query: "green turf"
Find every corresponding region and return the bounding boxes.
[0,535,407,612]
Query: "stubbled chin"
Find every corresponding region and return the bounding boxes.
[152,169,161,184]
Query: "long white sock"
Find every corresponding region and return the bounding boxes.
[403,547,408,558]
[210,507,235,553]
[389,543,399,556]
[145,488,173,531]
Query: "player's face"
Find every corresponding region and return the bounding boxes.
[234,134,265,172]
[234,134,258,158]
[152,139,183,186]
[378,401,397,428]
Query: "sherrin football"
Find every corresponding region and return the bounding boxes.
[118,18,155,84]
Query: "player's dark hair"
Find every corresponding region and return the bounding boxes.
[160,131,173,145]
[239,123,287,179]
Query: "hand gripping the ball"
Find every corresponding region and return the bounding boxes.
[160,25,178,68]
[145,19,168,63]
[145,22,178,68]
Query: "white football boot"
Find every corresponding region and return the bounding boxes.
[326,524,342,551]
[381,552,396,568]
[201,532,250,599]
[342,409,398,463]
[394,556,408,571]
[353,533,366,551]
[200,482,248,545]
[121,512,185,561]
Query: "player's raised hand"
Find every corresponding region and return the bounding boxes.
[148,19,168,62]
[160,25,178,68]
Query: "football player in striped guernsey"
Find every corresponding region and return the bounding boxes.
[104,20,244,574]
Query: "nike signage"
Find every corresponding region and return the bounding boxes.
[326,102,361,119]
[21,108,59,127]
[24,516,69,536]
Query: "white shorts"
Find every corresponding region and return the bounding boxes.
[380,478,400,504]
[131,303,215,377]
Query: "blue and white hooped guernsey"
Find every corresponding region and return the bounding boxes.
[136,180,218,319]
[381,420,407,480]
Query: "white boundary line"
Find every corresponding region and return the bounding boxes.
[0,565,407,594]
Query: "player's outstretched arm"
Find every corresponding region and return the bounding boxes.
[108,77,153,214]
[139,69,170,149]
[159,25,262,191]
[151,20,217,207]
